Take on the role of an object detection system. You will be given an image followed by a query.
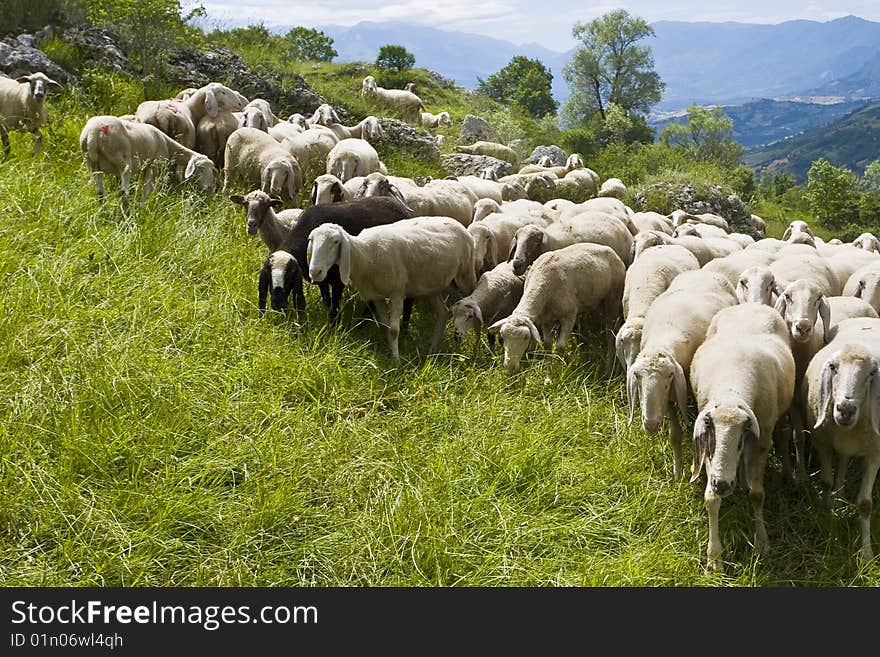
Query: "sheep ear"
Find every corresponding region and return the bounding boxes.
[285,163,297,201]
[389,185,413,213]
[735,280,748,304]
[742,404,760,442]
[260,166,270,192]
[229,194,245,206]
[672,358,688,419]
[269,197,284,208]
[782,226,792,240]
[525,318,541,344]
[184,156,198,179]
[507,237,518,263]
[854,280,865,299]
[332,182,343,203]
[773,291,788,318]
[46,78,63,89]
[771,281,784,299]
[486,231,498,269]
[691,410,713,483]
[626,367,639,427]
[310,182,318,205]
[15,75,31,83]
[871,361,880,436]
[204,89,219,118]
[472,304,484,326]
[258,259,270,316]
[815,359,836,429]
[487,319,506,334]
[338,232,352,286]
[818,295,831,343]
[331,108,341,123]
[237,113,246,128]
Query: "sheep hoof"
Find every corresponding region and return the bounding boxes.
[706,557,724,573]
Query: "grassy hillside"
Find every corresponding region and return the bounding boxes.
[744,103,880,181]
[0,53,878,587]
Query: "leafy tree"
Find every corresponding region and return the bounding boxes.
[477,56,558,119]
[561,10,663,125]
[660,104,743,168]
[603,103,633,144]
[757,169,796,199]
[861,160,880,192]
[284,27,336,62]
[805,158,860,229]
[375,45,416,72]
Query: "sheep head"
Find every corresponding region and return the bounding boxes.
[852,272,880,311]
[814,346,880,433]
[15,72,63,102]
[615,319,643,372]
[508,224,545,276]
[691,403,760,494]
[628,350,687,434]
[183,154,216,192]
[452,299,483,341]
[488,315,541,372]
[473,198,501,222]
[311,175,345,205]
[853,232,880,254]
[307,223,350,284]
[736,266,778,305]
[782,219,813,241]
[774,279,830,343]
[259,250,302,314]
[200,82,248,117]
[356,173,412,212]
[230,190,284,235]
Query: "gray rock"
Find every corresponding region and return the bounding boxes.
[0,37,69,82]
[377,118,440,161]
[634,182,760,238]
[16,34,36,48]
[440,153,514,178]
[63,26,132,74]
[527,145,567,166]
[459,114,498,145]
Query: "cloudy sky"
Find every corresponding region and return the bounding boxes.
[185,1,880,50]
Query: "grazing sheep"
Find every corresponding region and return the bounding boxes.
[357,172,476,226]
[804,317,880,562]
[307,217,475,359]
[508,211,633,275]
[469,211,549,275]
[844,263,880,313]
[79,115,215,207]
[282,128,339,183]
[195,111,239,167]
[229,190,302,252]
[323,116,384,142]
[224,127,303,202]
[749,214,766,235]
[631,211,673,235]
[455,175,527,204]
[627,270,737,480]
[258,250,305,319]
[274,197,412,321]
[704,249,775,290]
[420,111,452,130]
[632,230,740,265]
[615,245,701,371]
[268,121,304,143]
[456,141,520,165]
[517,153,585,179]
[238,98,278,131]
[669,210,730,232]
[361,76,424,124]
[488,243,625,372]
[689,303,795,570]
[0,72,63,157]
[135,83,248,149]
[598,177,626,199]
[452,261,525,346]
[310,174,353,205]
[853,232,880,254]
[326,138,384,182]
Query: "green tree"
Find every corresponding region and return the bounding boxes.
[757,169,796,199]
[284,27,337,62]
[603,103,633,144]
[805,158,860,229]
[861,160,880,192]
[477,56,558,119]
[660,104,743,168]
[561,10,663,125]
[375,45,416,72]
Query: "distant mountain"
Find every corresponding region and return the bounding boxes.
[651,98,869,150]
[743,103,880,181]
[797,48,880,101]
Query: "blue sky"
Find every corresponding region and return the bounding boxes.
[185,1,880,50]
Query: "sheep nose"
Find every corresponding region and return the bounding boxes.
[711,477,732,496]
[834,401,857,425]
[643,419,661,433]
[309,267,324,281]
[791,320,812,341]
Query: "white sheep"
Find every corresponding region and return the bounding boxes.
[803,317,880,562]
[79,115,215,207]
[615,245,700,372]
[229,190,302,251]
[420,111,452,130]
[307,217,476,359]
[488,243,625,372]
[456,141,520,165]
[689,303,795,570]
[823,246,880,290]
[135,83,248,150]
[223,127,303,202]
[281,128,339,183]
[627,270,737,480]
[672,223,727,240]
[734,266,779,305]
[517,154,585,179]
[237,98,279,131]
[326,138,384,182]
[632,230,740,265]
[630,211,673,235]
[843,263,880,314]
[268,121,304,143]
[323,116,384,142]
[703,249,775,291]
[452,261,525,345]
[669,210,730,232]
[174,88,199,101]
[357,173,476,226]
[782,220,814,242]
[0,72,63,157]
[361,76,424,124]
[195,111,239,167]
[853,232,880,254]
[469,211,548,274]
[307,103,342,127]
[749,214,766,235]
[598,177,626,199]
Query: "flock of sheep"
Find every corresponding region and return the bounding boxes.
[5,69,880,572]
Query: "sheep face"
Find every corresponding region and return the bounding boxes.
[566,154,584,171]
[774,280,830,343]
[362,117,384,141]
[473,199,501,222]
[16,72,62,104]
[478,167,498,181]
[787,232,817,248]
[853,272,880,311]
[509,225,544,276]
[488,315,540,372]
[691,404,759,495]
[502,183,527,201]
[311,104,340,126]
[307,224,347,284]
[259,251,301,313]
[452,300,483,341]
[853,232,880,254]
[204,83,248,117]
[241,106,268,131]
[628,351,687,434]
[632,231,667,261]
[288,113,308,128]
[814,347,880,430]
[230,190,284,236]
[184,155,216,192]
[614,320,643,371]
[673,224,699,238]
[782,220,813,241]
[537,156,553,167]
[361,76,378,96]
[311,176,345,205]
[469,223,495,273]
[736,266,777,305]
[356,173,410,210]
[438,112,452,127]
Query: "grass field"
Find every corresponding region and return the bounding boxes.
[0,99,878,587]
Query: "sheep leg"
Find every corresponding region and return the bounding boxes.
[31,128,42,154]
[815,440,835,509]
[120,164,132,209]
[91,169,106,201]
[318,282,332,314]
[668,405,684,482]
[746,442,770,556]
[400,298,414,337]
[0,124,9,158]
[704,484,724,571]
[329,278,344,322]
[540,323,554,348]
[791,408,808,483]
[556,315,576,352]
[773,412,793,481]
[604,328,617,376]
[386,296,405,360]
[833,453,850,500]
[428,295,449,353]
[856,456,879,563]
[140,164,155,204]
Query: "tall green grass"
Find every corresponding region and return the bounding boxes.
[0,89,877,587]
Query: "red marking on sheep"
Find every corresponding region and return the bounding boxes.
[100,124,110,134]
